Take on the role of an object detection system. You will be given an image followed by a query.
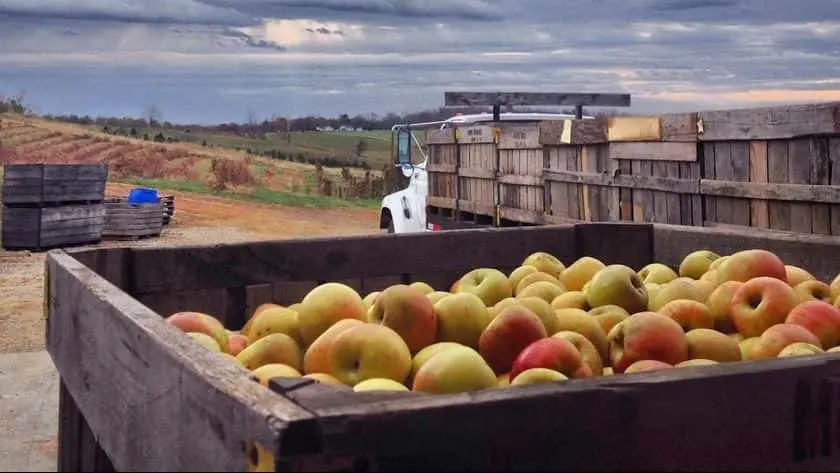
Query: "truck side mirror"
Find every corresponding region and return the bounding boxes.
[395,127,412,167]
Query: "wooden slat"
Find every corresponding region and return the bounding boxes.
[661,113,699,142]
[426,163,457,173]
[810,138,832,235]
[544,170,700,194]
[788,138,813,233]
[700,180,840,204]
[767,141,792,231]
[665,162,682,224]
[45,250,310,471]
[609,142,697,162]
[499,207,544,225]
[618,160,633,221]
[607,116,661,142]
[455,125,497,144]
[426,128,455,145]
[444,91,632,107]
[698,101,840,141]
[457,168,496,179]
[498,124,540,149]
[497,174,542,186]
[540,119,609,145]
[713,142,735,224]
[701,143,716,223]
[428,196,456,209]
[830,138,840,235]
[749,141,770,228]
[729,141,752,226]
[631,161,654,222]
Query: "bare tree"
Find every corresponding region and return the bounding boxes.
[145,105,162,127]
[247,108,257,127]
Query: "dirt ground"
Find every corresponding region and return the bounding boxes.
[0,182,381,353]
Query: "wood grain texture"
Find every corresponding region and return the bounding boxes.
[2,163,108,205]
[749,141,770,228]
[444,91,632,107]
[539,119,609,145]
[609,142,697,162]
[699,180,840,203]
[767,140,791,231]
[788,138,813,233]
[607,116,661,142]
[809,138,832,235]
[698,101,840,141]
[426,128,456,145]
[498,124,540,149]
[543,170,700,194]
[830,138,840,235]
[1,204,106,250]
[46,250,311,471]
[660,113,699,142]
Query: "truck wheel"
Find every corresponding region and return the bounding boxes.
[386,220,395,234]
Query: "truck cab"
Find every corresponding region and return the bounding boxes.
[379,112,587,234]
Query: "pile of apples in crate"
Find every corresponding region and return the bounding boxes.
[165,249,840,394]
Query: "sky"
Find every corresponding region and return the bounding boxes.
[0,0,839,124]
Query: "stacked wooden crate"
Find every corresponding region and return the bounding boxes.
[102,197,164,240]
[160,194,175,225]
[1,163,107,251]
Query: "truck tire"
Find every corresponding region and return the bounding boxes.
[380,210,394,234]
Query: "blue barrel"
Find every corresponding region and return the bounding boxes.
[127,187,160,205]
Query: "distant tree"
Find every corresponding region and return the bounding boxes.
[355,139,368,157]
[145,105,162,127]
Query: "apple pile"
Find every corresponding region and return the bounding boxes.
[164,249,840,395]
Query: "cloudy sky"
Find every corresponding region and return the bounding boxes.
[1,0,839,124]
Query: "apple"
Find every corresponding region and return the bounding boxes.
[706,281,744,334]
[550,291,591,311]
[589,305,630,336]
[658,299,715,331]
[408,341,464,384]
[831,273,840,303]
[362,291,381,309]
[754,323,822,358]
[453,268,513,307]
[412,345,497,394]
[303,373,344,386]
[552,330,604,376]
[326,323,412,386]
[236,333,303,371]
[554,308,610,365]
[785,300,840,349]
[478,305,548,374]
[515,272,565,296]
[607,311,688,373]
[247,306,303,346]
[297,283,367,347]
[426,291,452,304]
[828,346,840,354]
[649,278,702,312]
[409,281,435,295]
[227,333,249,356]
[497,373,511,387]
[708,255,729,271]
[434,293,495,349]
[189,332,222,352]
[522,251,566,278]
[739,337,763,361]
[510,368,569,386]
[624,360,674,374]
[679,250,722,280]
[517,281,567,304]
[730,276,798,338]
[676,359,719,368]
[242,303,282,336]
[508,296,560,335]
[167,311,229,354]
[367,284,437,354]
[645,283,662,310]
[585,264,648,315]
[510,337,591,380]
[785,265,816,287]
[353,378,410,392]
[700,270,718,284]
[603,367,614,375]
[559,256,605,292]
[777,342,825,358]
[728,333,745,343]
[793,280,833,304]
[508,265,540,291]
[685,328,742,363]
[638,263,679,285]
[303,319,365,375]
[251,363,302,386]
[693,280,717,302]
[715,249,787,284]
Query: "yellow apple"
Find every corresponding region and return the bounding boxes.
[679,250,721,280]
[588,305,630,336]
[793,280,833,304]
[510,368,568,386]
[785,265,816,287]
[367,284,437,354]
[584,264,648,315]
[362,291,381,309]
[189,332,222,352]
[426,291,452,304]
[453,268,513,307]
[251,363,302,386]
[412,345,497,394]
[353,378,409,392]
[550,291,591,311]
[515,272,565,296]
[554,308,609,365]
[408,342,465,384]
[778,342,824,358]
[303,373,344,386]
[516,280,567,304]
[236,333,303,371]
[649,277,702,312]
[508,265,540,291]
[638,263,679,285]
[685,328,741,363]
[434,293,495,349]
[303,319,366,375]
[559,256,605,292]
[522,251,565,278]
[247,306,303,346]
[296,282,367,347]
[326,323,412,386]
[409,281,435,295]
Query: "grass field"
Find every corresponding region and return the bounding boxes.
[0,113,391,207]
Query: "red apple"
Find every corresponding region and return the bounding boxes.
[510,337,591,381]
[785,300,840,349]
[754,323,822,359]
[730,276,797,337]
[624,360,674,374]
[657,299,715,331]
[607,311,688,373]
[478,305,547,375]
[715,249,787,284]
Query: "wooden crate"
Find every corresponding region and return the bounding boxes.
[102,198,163,240]
[1,163,107,206]
[47,223,840,471]
[1,203,105,250]
[497,124,544,224]
[161,195,175,225]
[455,125,497,218]
[425,128,458,212]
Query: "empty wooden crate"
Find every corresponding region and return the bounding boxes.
[102,198,163,240]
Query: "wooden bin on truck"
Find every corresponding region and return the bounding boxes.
[47,222,840,471]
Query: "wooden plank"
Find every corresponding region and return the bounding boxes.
[539,119,609,145]
[45,250,311,471]
[767,141,792,231]
[129,226,580,294]
[701,143,716,224]
[729,141,752,226]
[809,138,832,235]
[713,142,735,224]
[607,116,661,142]
[426,128,455,145]
[545,147,570,220]
[425,163,457,173]
[830,138,840,235]
[699,180,840,204]
[600,145,619,221]
[427,196,456,210]
[749,141,770,228]
[457,168,496,180]
[567,148,582,221]
[618,160,633,221]
[581,147,595,221]
[2,163,108,205]
[444,91,632,107]
[665,163,682,224]
[498,124,540,149]
[609,142,697,162]
[788,138,813,233]
[661,113,699,142]
[698,101,840,141]
[499,207,544,224]
[455,125,496,144]
[631,161,653,222]
[496,174,542,187]
[652,161,669,223]
[543,170,700,194]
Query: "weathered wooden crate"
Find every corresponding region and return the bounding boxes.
[1,203,105,250]
[497,124,544,224]
[47,222,840,471]
[161,194,175,225]
[102,198,163,240]
[1,163,107,206]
